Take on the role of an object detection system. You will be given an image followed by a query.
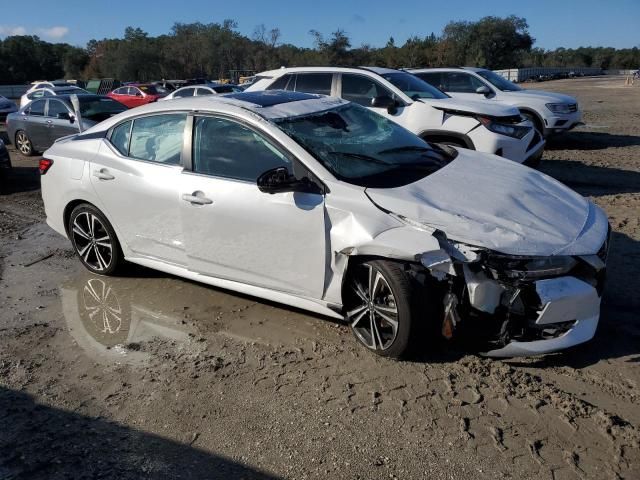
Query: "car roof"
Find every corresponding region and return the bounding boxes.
[48,86,86,92]
[255,66,403,77]
[82,90,349,134]
[408,67,487,73]
[50,94,111,102]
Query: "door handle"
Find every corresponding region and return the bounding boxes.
[182,192,213,205]
[93,169,115,180]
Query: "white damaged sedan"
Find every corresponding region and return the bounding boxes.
[40,91,610,358]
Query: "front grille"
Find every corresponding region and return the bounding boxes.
[568,103,578,113]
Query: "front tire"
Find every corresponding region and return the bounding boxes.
[68,204,123,275]
[15,130,35,156]
[344,259,417,358]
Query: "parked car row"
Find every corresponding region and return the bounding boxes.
[247,67,547,165]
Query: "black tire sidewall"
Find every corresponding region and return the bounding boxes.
[68,204,123,276]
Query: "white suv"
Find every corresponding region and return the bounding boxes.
[408,67,582,138]
[247,67,545,166]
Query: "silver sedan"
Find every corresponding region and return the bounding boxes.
[40,91,609,358]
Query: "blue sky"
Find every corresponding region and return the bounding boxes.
[1,0,638,49]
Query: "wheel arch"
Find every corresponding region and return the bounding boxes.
[517,107,545,132]
[63,199,125,254]
[418,130,475,149]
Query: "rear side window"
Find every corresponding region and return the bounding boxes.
[174,88,195,98]
[129,114,186,165]
[29,100,46,116]
[192,116,290,181]
[294,73,332,95]
[109,120,132,156]
[196,88,213,96]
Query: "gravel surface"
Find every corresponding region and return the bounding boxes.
[1,76,639,479]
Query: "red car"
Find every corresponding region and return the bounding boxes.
[107,84,166,108]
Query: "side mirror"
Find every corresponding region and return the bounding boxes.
[57,112,74,122]
[475,85,491,96]
[257,167,322,195]
[371,95,398,114]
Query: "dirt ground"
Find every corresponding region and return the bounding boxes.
[1,76,639,480]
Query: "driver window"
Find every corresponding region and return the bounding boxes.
[341,74,389,106]
[442,73,485,93]
[192,116,291,182]
[47,100,70,118]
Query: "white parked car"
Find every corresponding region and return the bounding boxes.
[40,91,608,358]
[247,67,545,166]
[408,68,582,137]
[20,86,90,108]
[159,84,239,101]
[27,80,74,94]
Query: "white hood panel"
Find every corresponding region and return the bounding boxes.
[425,97,521,118]
[366,150,608,256]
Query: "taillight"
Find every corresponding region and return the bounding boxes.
[39,158,54,175]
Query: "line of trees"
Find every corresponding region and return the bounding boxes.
[1,16,638,84]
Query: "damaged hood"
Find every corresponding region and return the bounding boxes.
[366,150,608,256]
[423,97,521,118]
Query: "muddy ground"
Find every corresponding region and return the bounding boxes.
[0,76,639,479]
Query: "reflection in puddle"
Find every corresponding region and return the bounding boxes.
[60,272,340,364]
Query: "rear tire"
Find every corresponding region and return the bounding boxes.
[344,259,419,358]
[15,130,35,156]
[68,204,124,276]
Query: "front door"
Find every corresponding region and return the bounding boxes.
[89,113,187,266]
[180,115,326,298]
[45,99,79,147]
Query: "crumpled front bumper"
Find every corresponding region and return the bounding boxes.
[484,276,600,358]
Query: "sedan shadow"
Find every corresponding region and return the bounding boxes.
[0,386,281,479]
[546,130,640,151]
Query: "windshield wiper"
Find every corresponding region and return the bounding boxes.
[328,151,391,165]
[378,145,432,154]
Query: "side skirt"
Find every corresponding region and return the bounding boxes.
[126,256,345,320]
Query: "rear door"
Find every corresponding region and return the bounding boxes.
[89,113,188,265]
[24,99,49,150]
[179,115,327,298]
[45,99,78,146]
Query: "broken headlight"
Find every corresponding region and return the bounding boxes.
[486,255,577,281]
[477,116,531,139]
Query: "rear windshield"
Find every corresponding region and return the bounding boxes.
[57,88,89,95]
[138,85,160,94]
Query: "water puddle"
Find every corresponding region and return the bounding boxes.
[59,271,340,364]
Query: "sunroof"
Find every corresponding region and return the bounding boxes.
[224,90,320,107]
